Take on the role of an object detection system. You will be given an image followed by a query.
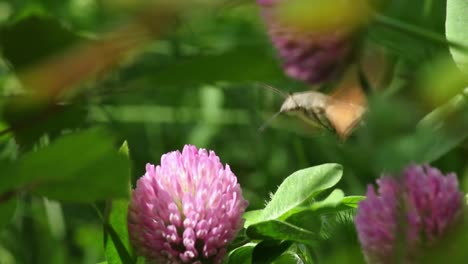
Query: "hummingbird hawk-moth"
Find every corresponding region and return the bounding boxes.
[259,84,366,139]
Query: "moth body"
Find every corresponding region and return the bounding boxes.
[279,91,365,138]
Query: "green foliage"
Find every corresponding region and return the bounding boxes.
[0,0,467,263]
[0,15,82,70]
[227,243,256,264]
[234,164,364,263]
[446,0,468,73]
[257,164,343,222]
[0,197,16,230]
[0,128,131,202]
[104,200,134,264]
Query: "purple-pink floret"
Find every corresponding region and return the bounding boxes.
[355,165,465,264]
[128,145,248,264]
[257,0,352,84]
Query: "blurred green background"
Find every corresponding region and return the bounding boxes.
[0,0,467,263]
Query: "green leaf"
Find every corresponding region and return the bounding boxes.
[119,141,130,157]
[252,240,292,264]
[227,243,256,264]
[34,149,131,201]
[375,90,468,171]
[0,15,82,70]
[273,251,305,264]
[273,244,316,264]
[417,90,468,161]
[446,0,468,74]
[284,192,362,234]
[259,164,343,222]
[310,189,344,211]
[0,128,131,202]
[0,197,17,230]
[105,199,134,264]
[340,196,366,209]
[2,102,88,151]
[246,220,319,245]
[243,209,263,228]
[283,210,322,237]
[145,46,286,86]
[280,189,342,229]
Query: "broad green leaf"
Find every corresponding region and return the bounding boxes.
[0,128,131,202]
[446,0,468,74]
[285,189,344,219]
[145,46,285,86]
[376,90,468,171]
[0,15,82,70]
[282,189,345,232]
[284,209,322,235]
[0,197,17,230]
[246,219,319,245]
[279,189,341,229]
[286,196,360,236]
[417,90,468,161]
[259,164,343,222]
[273,244,316,264]
[0,128,111,193]
[273,252,305,264]
[105,199,134,264]
[340,196,366,209]
[243,209,263,228]
[252,240,292,264]
[310,189,344,211]
[2,102,88,151]
[227,243,256,264]
[34,156,131,202]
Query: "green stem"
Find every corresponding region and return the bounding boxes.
[374,14,468,53]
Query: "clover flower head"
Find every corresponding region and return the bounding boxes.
[257,0,355,84]
[356,165,465,264]
[128,145,248,264]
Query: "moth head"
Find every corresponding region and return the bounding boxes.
[279,96,302,114]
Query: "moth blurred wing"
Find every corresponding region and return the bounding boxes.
[325,101,365,139]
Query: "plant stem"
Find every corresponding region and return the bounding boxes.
[374,14,468,53]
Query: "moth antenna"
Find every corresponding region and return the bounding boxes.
[255,82,289,99]
[258,111,282,133]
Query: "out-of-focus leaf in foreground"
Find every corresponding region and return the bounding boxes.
[146,46,285,86]
[375,88,468,172]
[105,199,134,264]
[0,15,82,70]
[0,128,131,202]
[446,0,468,74]
[0,197,16,230]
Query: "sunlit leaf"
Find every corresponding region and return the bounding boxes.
[259,164,343,222]
[243,209,263,228]
[227,243,256,264]
[105,199,134,264]
[246,219,319,245]
[446,0,468,74]
[340,196,365,209]
[310,189,344,211]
